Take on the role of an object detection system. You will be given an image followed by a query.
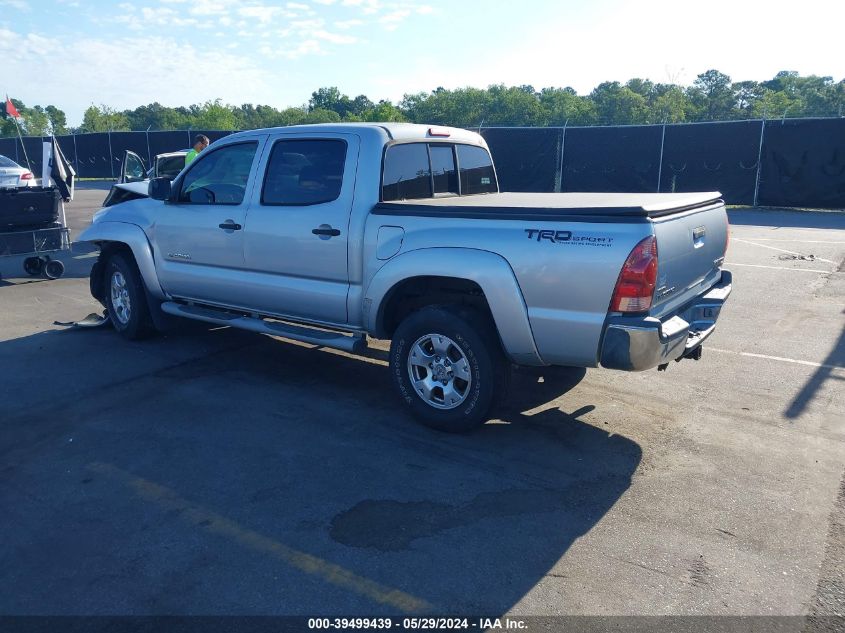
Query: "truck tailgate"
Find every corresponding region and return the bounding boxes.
[650,200,729,317]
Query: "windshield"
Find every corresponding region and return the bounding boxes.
[0,155,19,168]
[157,155,186,180]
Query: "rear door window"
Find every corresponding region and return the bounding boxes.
[382,144,432,201]
[262,139,347,206]
[456,144,497,195]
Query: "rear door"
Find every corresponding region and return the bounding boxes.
[240,133,358,324]
[152,138,264,307]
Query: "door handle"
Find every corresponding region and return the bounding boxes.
[219,221,242,231]
[312,226,341,237]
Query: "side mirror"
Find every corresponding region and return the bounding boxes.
[148,177,172,201]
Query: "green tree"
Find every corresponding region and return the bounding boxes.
[309,87,354,117]
[192,99,238,130]
[752,89,799,118]
[732,81,763,117]
[304,108,342,124]
[22,105,51,136]
[688,69,735,120]
[650,86,691,123]
[125,102,187,130]
[79,105,130,132]
[44,106,68,135]
[589,82,649,124]
[364,100,407,122]
[538,87,596,125]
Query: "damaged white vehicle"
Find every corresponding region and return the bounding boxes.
[102,149,188,207]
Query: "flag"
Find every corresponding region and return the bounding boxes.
[50,136,76,201]
[5,96,20,119]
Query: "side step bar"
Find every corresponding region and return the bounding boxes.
[160,301,368,354]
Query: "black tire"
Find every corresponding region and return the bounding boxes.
[23,257,43,276]
[43,259,64,280]
[104,252,153,340]
[390,305,510,433]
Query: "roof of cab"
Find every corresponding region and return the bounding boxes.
[222,122,486,146]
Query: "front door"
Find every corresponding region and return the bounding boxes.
[119,150,146,183]
[153,139,264,307]
[241,134,357,324]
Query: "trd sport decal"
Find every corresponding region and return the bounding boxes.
[524,229,614,247]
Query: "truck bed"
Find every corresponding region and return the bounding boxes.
[374,191,723,219]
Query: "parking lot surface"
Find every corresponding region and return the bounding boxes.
[1,184,843,617]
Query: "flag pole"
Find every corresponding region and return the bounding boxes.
[6,95,32,173]
[12,117,32,173]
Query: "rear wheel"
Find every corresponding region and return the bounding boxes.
[24,257,43,276]
[43,259,65,280]
[390,305,510,432]
[105,252,153,340]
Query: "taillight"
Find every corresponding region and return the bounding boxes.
[724,221,730,255]
[610,235,658,313]
[20,172,33,180]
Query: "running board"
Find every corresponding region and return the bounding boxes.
[160,301,368,354]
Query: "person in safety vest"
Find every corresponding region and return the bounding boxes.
[185,134,210,167]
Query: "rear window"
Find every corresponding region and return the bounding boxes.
[0,155,18,168]
[457,145,497,195]
[430,145,458,195]
[157,155,185,179]
[382,143,496,201]
[382,144,431,201]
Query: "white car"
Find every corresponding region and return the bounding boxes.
[0,154,36,189]
[102,149,188,207]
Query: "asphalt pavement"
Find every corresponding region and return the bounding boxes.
[0,184,843,620]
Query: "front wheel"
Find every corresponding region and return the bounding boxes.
[390,305,510,432]
[104,252,153,340]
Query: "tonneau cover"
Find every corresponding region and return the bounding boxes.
[376,191,722,218]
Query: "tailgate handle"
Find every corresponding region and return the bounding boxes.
[693,226,706,247]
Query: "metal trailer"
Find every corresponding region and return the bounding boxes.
[0,139,76,280]
[0,219,70,279]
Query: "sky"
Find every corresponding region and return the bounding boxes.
[1,0,844,125]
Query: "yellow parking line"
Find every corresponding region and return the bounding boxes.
[87,462,432,613]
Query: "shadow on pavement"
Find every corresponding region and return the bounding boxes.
[785,316,845,419]
[1,324,641,615]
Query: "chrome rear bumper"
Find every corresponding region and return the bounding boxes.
[600,270,732,371]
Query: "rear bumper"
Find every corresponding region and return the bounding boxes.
[600,270,732,371]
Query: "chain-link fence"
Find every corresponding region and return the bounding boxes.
[1,118,843,208]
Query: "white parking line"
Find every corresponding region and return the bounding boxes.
[709,348,845,372]
[732,238,837,264]
[738,239,845,245]
[725,262,835,274]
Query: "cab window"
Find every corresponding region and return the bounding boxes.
[382,144,432,201]
[178,142,257,205]
[382,142,495,201]
[456,145,497,195]
[430,145,458,195]
[262,139,346,206]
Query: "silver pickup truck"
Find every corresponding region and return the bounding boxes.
[79,123,732,432]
